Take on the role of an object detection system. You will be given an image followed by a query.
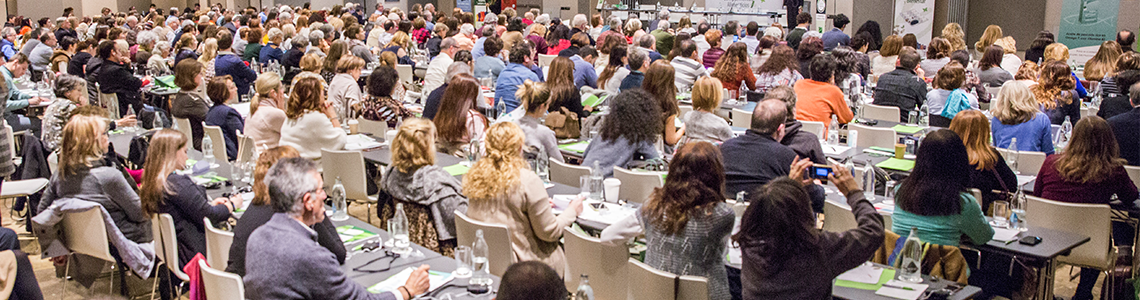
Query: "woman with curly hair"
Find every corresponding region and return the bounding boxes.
[462,122,583,276]
[795,37,824,79]
[1042,42,1089,98]
[702,29,726,68]
[755,45,803,93]
[360,66,413,127]
[856,20,883,51]
[644,61,684,146]
[941,23,967,52]
[1034,60,1081,124]
[712,42,757,93]
[582,89,663,177]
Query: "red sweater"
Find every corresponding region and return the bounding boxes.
[1034,155,1139,204]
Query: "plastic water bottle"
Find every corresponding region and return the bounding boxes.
[467,138,481,164]
[918,102,929,126]
[589,161,604,201]
[495,98,507,119]
[1007,138,1020,175]
[574,274,595,300]
[897,227,924,283]
[827,115,840,146]
[330,177,349,221]
[202,134,216,170]
[389,203,411,254]
[1011,191,1028,231]
[126,104,139,132]
[862,162,876,200]
[536,152,550,184]
[907,105,919,125]
[468,230,493,293]
[1055,116,1072,150]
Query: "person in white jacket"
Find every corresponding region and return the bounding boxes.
[278,76,346,159]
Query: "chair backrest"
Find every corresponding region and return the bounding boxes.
[679,105,693,120]
[198,259,245,300]
[1080,106,1090,119]
[235,134,255,165]
[1016,150,1047,176]
[157,213,191,281]
[203,125,228,160]
[320,149,371,200]
[538,54,556,67]
[1125,166,1140,190]
[627,258,676,300]
[613,167,664,204]
[730,108,751,128]
[823,199,858,232]
[968,188,984,209]
[174,117,193,141]
[550,159,590,188]
[800,120,826,138]
[677,275,711,300]
[454,211,513,277]
[60,209,115,262]
[848,123,897,149]
[563,228,629,299]
[356,117,388,137]
[863,103,901,122]
[3,124,12,160]
[98,92,121,119]
[203,218,234,271]
[1025,196,1112,269]
[395,64,413,84]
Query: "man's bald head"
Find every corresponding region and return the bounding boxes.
[751,99,788,136]
[1119,30,1136,50]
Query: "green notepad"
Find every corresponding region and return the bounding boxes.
[582,94,605,108]
[876,158,916,172]
[891,124,924,134]
[155,75,177,88]
[834,269,896,290]
[442,164,471,176]
[336,225,376,243]
[558,141,590,153]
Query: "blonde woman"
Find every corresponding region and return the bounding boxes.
[196,38,219,96]
[462,122,583,277]
[279,77,347,159]
[379,118,468,256]
[513,80,563,162]
[681,76,734,145]
[940,23,967,52]
[1083,41,1122,81]
[38,115,150,243]
[974,25,1002,54]
[993,36,1022,74]
[871,35,903,78]
[244,72,288,148]
[292,53,327,87]
[990,81,1054,154]
[140,129,242,268]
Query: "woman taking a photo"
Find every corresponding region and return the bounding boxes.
[991,81,1055,154]
[432,74,488,156]
[582,89,662,177]
[949,110,1018,211]
[279,77,347,160]
[643,61,684,147]
[547,56,588,118]
[463,122,583,276]
[244,72,287,148]
[141,129,243,268]
[754,45,804,93]
[204,75,246,161]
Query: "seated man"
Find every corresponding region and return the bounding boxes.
[793,53,853,126]
[720,100,824,212]
[766,86,826,164]
[497,261,568,300]
[1,54,44,134]
[1109,81,1140,166]
[872,47,928,121]
[244,158,430,300]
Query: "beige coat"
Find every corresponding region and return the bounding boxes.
[465,169,578,277]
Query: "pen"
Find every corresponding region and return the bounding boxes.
[882,283,914,291]
[1005,239,1017,245]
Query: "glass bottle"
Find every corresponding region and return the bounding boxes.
[862,162,876,200]
[918,102,929,126]
[467,138,481,164]
[907,105,919,125]
[827,115,839,146]
[389,203,411,254]
[468,229,493,293]
[1007,138,1020,175]
[1056,116,1072,150]
[202,134,216,170]
[574,274,595,300]
[897,227,924,283]
[330,177,349,221]
[589,161,604,201]
[1010,190,1028,231]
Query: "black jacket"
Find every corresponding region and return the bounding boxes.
[225,203,345,276]
[780,121,826,164]
[1043,92,1080,125]
[158,173,232,269]
[967,149,1019,212]
[1109,107,1140,166]
[423,83,447,120]
[67,52,91,76]
[720,130,798,197]
[873,67,928,121]
[93,60,144,116]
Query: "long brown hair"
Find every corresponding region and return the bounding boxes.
[597,45,626,90]
[1084,41,1122,81]
[251,146,301,205]
[712,42,749,80]
[285,77,324,119]
[880,35,903,57]
[643,61,679,118]
[757,45,798,76]
[949,110,999,170]
[1032,60,1076,109]
[1053,116,1126,183]
[139,129,189,216]
[58,115,106,178]
[643,142,725,235]
[978,46,1004,71]
[927,37,951,59]
[433,74,484,142]
[322,40,349,73]
[546,56,576,111]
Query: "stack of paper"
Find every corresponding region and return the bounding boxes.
[991,227,1021,242]
[837,263,884,284]
[345,134,383,150]
[336,225,377,243]
[823,144,853,156]
[577,201,636,226]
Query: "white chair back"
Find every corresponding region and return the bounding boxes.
[156,213,190,281]
[60,209,115,262]
[968,188,984,209]
[550,159,591,187]
[730,108,751,128]
[823,200,858,233]
[1125,165,1140,190]
[174,117,193,141]
[800,120,826,137]
[538,54,557,67]
[848,123,897,149]
[203,125,228,160]
[455,211,513,277]
[320,149,371,201]
[679,105,693,120]
[198,260,245,300]
[3,124,12,160]
[1080,107,1090,119]
[997,149,1048,175]
[395,64,414,84]
[862,104,901,122]
[563,229,629,299]
[356,117,388,136]
[1025,196,1112,269]
[678,275,711,300]
[204,218,234,271]
[235,134,255,165]
[98,92,121,119]
[613,167,664,204]
[627,258,676,300]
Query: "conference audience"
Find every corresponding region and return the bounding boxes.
[514,81,564,162]
[712,43,756,92]
[433,74,488,156]
[495,43,540,112]
[871,35,902,78]
[643,61,683,146]
[721,100,798,197]
[767,86,826,164]
[794,54,853,126]
[991,81,1056,154]
[42,75,134,151]
[925,62,978,124]
[472,36,505,82]
[1034,60,1081,124]
[1083,41,1122,81]
[754,45,804,93]
[977,45,1014,88]
[796,37,824,79]
[170,59,209,151]
[702,29,725,69]
[328,56,366,123]
[497,261,567,300]
[619,47,650,91]
[919,37,951,79]
[547,56,587,118]
[279,76,347,159]
[213,30,256,96]
[581,90,662,177]
[204,75,245,161]
[597,45,628,95]
[360,66,413,127]
[422,63,472,120]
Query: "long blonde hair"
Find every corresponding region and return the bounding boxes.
[391,118,437,173]
[139,129,189,216]
[974,25,1002,53]
[991,80,1040,125]
[198,38,219,64]
[58,115,107,178]
[462,122,527,201]
[941,23,966,51]
[1043,43,1070,63]
[1084,41,1122,81]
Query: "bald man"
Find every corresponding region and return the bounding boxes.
[720,99,825,212]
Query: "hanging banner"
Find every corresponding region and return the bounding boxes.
[1058,0,1120,68]
[712,0,784,25]
[892,0,934,44]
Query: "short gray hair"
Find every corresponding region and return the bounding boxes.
[572,14,588,28]
[440,37,457,50]
[607,15,622,30]
[447,62,472,78]
[136,30,159,46]
[308,30,324,43]
[638,33,656,48]
[658,20,670,30]
[460,23,474,35]
[265,157,322,216]
[153,40,171,53]
[535,14,550,25]
[291,34,310,48]
[483,13,498,26]
[627,46,648,70]
[267,28,284,41]
[279,11,292,21]
[54,74,86,98]
[657,9,670,20]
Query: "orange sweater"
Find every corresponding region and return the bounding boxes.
[793,79,852,127]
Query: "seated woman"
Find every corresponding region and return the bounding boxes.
[890,129,994,246]
[1033,116,1139,300]
[328,56,366,124]
[204,75,245,161]
[140,129,243,268]
[291,53,326,87]
[360,66,413,128]
[381,32,417,67]
[170,59,210,151]
[513,80,564,162]
[990,81,1055,154]
[754,45,804,93]
[597,45,628,96]
[379,118,469,256]
[547,56,588,119]
[225,145,346,276]
[473,36,505,83]
[736,164,882,299]
[712,43,756,92]
[643,61,684,147]
[431,74,488,156]
[42,74,134,151]
[243,72,288,148]
[279,77,347,160]
[977,46,1014,88]
[681,76,733,145]
[925,62,978,125]
[582,89,662,177]
[949,110,1018,212]
[38,114,150,244]
[1034,60,1081,125]
[462,122,583,276]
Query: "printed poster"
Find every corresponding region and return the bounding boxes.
[1058,0,1120,67]
[893,0,934,44]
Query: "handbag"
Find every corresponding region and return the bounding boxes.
[544,107,581,139]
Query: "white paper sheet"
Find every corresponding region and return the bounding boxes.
[367,267,454,294]
[1016,175,1036,187]
[837,263,884,284]
[991,227,1021,242]
[345,134,383,150]
[874,280,929,300]
[576,201,637,226]
[823,145,853,156]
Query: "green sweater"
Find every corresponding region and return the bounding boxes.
[890,192,994,246]
[243,43,263,63]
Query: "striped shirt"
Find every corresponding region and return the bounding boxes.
[670,57,709,91]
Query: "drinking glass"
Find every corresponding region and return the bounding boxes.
[453,246,473,278]
[990,201,1011,228]
[579,175,592,197]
